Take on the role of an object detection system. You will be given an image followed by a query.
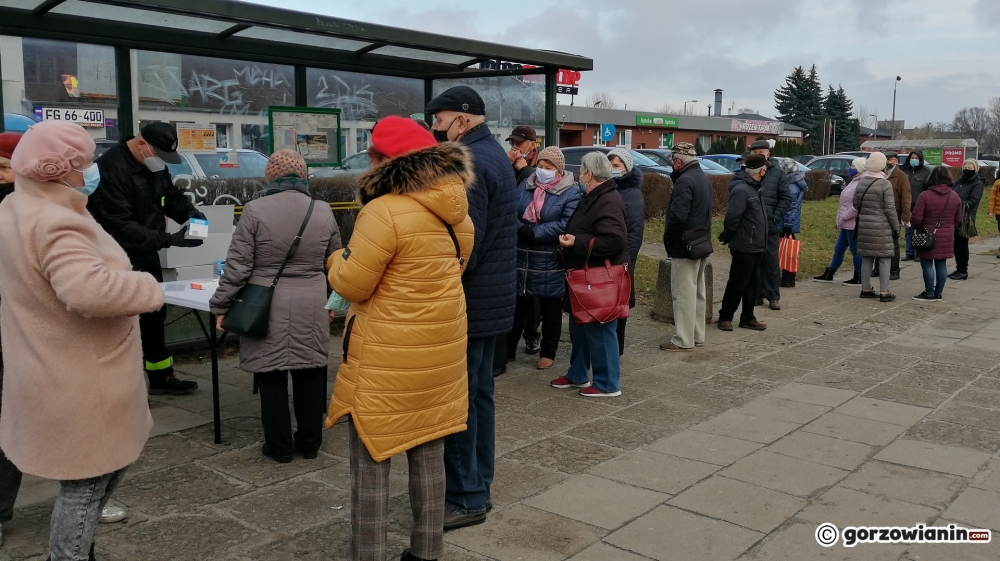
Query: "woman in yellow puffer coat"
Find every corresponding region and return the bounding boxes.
[326,116,474,561]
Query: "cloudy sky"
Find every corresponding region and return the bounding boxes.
[245,0,999,126]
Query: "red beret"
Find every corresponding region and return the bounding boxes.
[371,116,437,159]
[0,132,22,160]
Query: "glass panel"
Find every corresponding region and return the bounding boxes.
[5,0,48,9]
[432,75,546,148]
[306,68,422,161]
[2,37,116,137]
[369,46,474,65]
[193,150,269,179]
[234,27,371,52]
[51,1,233,34]
[137,51,294,154]
[165,158,194,177]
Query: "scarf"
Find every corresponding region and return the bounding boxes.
[264,175,310,197]
[522,174,562,223]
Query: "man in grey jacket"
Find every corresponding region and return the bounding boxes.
[748,140,792,310]
[718,154,770,332]
[660,142,713,351]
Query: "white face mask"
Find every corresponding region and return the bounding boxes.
[141,145,166,173]
[611,169,623,177]
[535,168,557,184]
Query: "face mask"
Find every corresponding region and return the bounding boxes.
[141,145,166,173]
[535,168,556,184]
[910,159,919,167]
[963,169,976,178]
[611,169,623,177]
[848,168,858,177]
[739,165,747,171]
[433,116,461,143]
[61,163,101,196]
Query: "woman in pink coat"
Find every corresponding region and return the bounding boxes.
[910,166,963,301]
[0,121,164,560]
[813,157,867,285]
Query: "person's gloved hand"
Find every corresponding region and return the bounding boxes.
[517,225,535,244]
[166,227,204,248]
[189,209,207,222]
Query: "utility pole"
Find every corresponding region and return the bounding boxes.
[890,76,901,140]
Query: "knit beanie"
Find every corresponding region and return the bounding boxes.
[10,121,94,182]
[0,132,22,165]
[265,149,309,183]
[865,151,887,173]
[852,157,867,173]
[964,158,980,172]
[371,115,437,158]
[536,146,566,175]
[607,148,634,173]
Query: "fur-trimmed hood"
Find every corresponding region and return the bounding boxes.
[615,164,643,192]
[359,142,474,225]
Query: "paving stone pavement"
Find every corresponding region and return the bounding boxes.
[5,239,1000,560]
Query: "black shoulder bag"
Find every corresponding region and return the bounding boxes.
[911,194,950,251]
[221,199,316,337]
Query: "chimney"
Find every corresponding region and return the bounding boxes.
[714,89,723,118]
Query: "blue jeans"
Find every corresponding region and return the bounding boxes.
[920,258,948,296]
[828,229,861,274]
[50,467,127,561]
[443,335,496,515]
[905,225,914,257]
[566,319,621,393]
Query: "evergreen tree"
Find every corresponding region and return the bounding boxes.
[823,85,858,152]
[775,65,827,153]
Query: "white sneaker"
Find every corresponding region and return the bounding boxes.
[100,504,127,524]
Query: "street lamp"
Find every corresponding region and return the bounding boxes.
[684,100,697,115]
[594,100,603,107]
[890,76,901,139]
[870,114,878,140]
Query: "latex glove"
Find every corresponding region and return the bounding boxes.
[167,227,204,248]
[190,209,207,221]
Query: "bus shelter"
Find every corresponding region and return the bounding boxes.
[0,0,592,155]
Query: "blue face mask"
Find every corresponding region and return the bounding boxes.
[65,163,101,196]
[910,159,919,167]
[848,168,858,177]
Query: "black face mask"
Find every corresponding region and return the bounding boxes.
[433,116,461,143]
[740,165,747,171]
[963,169,976,180]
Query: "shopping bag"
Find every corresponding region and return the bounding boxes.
[778,236,801,273]
[325,290,351,313]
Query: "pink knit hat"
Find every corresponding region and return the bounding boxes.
[265,149,309,183]
[10,121,95,182]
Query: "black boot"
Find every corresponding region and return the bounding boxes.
[780,270,796,288]
[812,267,835,283]
[401,549,436,561]
[841,273,862,286]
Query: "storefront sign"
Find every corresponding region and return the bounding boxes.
[922,148,942,165]
[36,107,105,128]
[556,86,579,95]
[731,119,781,134]
[600,124,617,142]
[478,61,582,90]
[176,125,217,152]
[942,148,966,167]
[636,115,678,128]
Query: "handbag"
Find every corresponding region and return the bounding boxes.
[778,235,801,273]
[912,194,950,251]
[959,205,979,238]
[221,199,316,337]
[682,226,714,259]
[565,238,631,324]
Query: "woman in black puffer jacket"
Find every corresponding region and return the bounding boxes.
[608,148,644,356]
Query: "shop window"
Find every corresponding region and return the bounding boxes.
[697,134,713,153]
[659,133,674,149]
[214,123,229,148]
[593,129,602,146]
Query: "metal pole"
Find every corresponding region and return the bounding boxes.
[544,67,557,148]
[424,78,434,127]
[890,77,899,140]
[0,44,5,132]
[294,65,308,107]
[114,45,134,140]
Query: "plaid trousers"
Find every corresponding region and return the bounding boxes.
[349,420,445,561]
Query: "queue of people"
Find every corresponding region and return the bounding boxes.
[0,91,996,561]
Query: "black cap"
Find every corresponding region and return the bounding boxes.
[749,140,770,151]
[745,154,772,169]
[506,125,537,143]
[884,151,899,159]
[425,86,486,116]
[139,122,182,164]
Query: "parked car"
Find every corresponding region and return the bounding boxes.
[635,149,730,175]
[309,151,371,178]
[805,155,859,195]
[166,148,270,181]
[698,154,741,172]
[561,146,672,177]
[836,151,871,158]
[93,139,118,160]
[792,155,816,164]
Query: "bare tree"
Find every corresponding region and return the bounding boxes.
[736,108,759,116]
[952,107,992,146]
[906,122,951,140]
[585,92,618,109]
[985,97,1000,155]
[853,102,879,129]
[657,103,681,115]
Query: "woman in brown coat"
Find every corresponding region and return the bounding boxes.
[211,150,342,463]
[0,121,164,559]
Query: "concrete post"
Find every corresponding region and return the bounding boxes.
[651,258,714,324]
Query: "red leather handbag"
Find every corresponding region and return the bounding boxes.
[566,239,632,324]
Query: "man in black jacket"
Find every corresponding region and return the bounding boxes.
[505,125,541,357]
[748,140,791,310]
[88,122,204,396]
[902,150,932,260]
[661,142,713,351]
[426,86,517,530]
[608,148,644,356]
[718,154,769,332]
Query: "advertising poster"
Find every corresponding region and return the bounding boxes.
[268,107,342,166]
[922,148,943,165]
[942,148,966,167]
[176,125,217,152]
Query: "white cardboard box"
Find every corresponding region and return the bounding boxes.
[166,205,235,235]
[186,218,209,240]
